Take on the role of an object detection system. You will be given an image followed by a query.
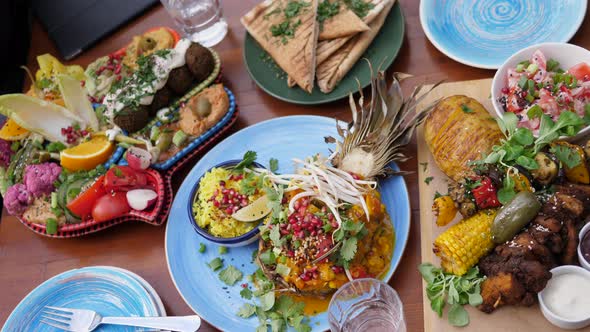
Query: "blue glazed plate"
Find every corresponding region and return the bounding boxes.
[2,266,163,332]
[165,116,410,331]
[420,0,587,69]
[119,87,237,171]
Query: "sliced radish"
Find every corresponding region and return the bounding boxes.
[126,147,152,170]
[126,189,158,211]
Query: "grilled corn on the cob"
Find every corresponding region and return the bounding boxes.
[433,209,497,276]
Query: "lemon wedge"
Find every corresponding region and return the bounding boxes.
[232,195,271,222]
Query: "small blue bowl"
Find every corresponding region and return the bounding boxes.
[187,159,265,247]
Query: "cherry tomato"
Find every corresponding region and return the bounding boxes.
[103,166,148,192]
[91,192,130,222]
[66,176,106,218]
[569,62,590,81]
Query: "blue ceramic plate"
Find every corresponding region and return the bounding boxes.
[420,0,587,69]
[2,266,162,332]
[165,116,411,331]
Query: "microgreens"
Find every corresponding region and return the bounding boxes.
[419,263,485,327]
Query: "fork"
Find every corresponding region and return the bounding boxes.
[41,306,201,332]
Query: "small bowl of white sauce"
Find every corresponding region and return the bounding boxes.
[538,265,590,330]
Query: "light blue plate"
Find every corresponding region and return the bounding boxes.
[420,0,587,69]
[2,266,162,332]
[165,116,410,331]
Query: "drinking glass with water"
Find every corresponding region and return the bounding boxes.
[328,278,407,332]
[160,0,228,47]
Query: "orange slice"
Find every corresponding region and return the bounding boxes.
[0,118,30,140]
[60,136,115,171]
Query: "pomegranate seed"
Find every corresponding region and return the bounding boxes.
[327,214,334,221]
[241,199,248,206]
[298,206,306,216]
[280,229,289,235]
[80,80,85,87]
[225,207,233,214]
[294,201,300,209]
[501,87,509,94]
[521,91,527,98]
[241,283,248,288]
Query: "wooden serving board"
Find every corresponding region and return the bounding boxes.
[416,78,590,332]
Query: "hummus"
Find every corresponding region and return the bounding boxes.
[23,198,65,225]
[123,28,175,69]
[179,84,229,137]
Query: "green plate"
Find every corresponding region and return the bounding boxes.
[243,2,405,105]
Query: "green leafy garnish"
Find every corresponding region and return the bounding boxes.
[546,58,560,72]
[284,0,310,18]
[46,142,67,153]
[269,158,279,173]
[434,191,443,200]
[550,144,582,169]
[317,0,340,30]
[207,257,224,271]
[343,0,374,18]
[424,176,434,185]
[240,172,260,196]
[460,104,474,113]
[237,303,256,318]
[240,287,253,300]
[419,263,485,327]
[219,265,243,285]
[526,104,543,119]
[420,162,428,172]
[234,151,257,171]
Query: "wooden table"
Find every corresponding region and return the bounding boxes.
[3,1,590,331]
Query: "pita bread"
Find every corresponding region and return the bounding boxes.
[319,5,369,40]
[316,0,394,93]
[241,0,319,93]
[316,0,391,65]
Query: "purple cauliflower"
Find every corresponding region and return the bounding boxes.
[23,162,62,197]
[4,184,33,215]
[0,139,13,168]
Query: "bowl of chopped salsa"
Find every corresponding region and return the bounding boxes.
[492,43,590,140]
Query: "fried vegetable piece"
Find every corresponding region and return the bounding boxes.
[478,272,527,314]
[424,96,504,182]
[551,141,589,184]
[433,209,497,276]
[432,195,457,227]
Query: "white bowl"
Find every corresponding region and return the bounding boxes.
[538,265,590,330]
[577,223,590,271]
[491,42,590,140]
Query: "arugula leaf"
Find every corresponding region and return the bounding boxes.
[207,257,224,271]
[234,151,257,171]
[550,144,582,169]
[219,265,243,285]
[240,287,253,299]
[269,158,279,172]
[237,303,256,318]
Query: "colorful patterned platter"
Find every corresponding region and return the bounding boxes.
[165,116,410,331]
[420,0,587,69]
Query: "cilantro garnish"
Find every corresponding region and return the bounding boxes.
[343,0,374,18]
[234,151,257,171]
[317,0,340,30]
[219,265,243,285]
[420,162,428,172]
[550,144,582,169]
[237,303,256,318]
[424,176,434,185]
[419,263,485,327]
[240,287,253,300]
[460,104,474,113]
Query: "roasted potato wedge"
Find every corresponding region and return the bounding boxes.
[424,95,504,181]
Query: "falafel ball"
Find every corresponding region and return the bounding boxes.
[166,65,194,95]
[185,43,214,82]
[149,86,172,116]
[114,105,150,133]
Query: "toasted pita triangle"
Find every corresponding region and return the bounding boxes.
[242,0,319,93]
[316,0,394,93]
[316,0,391,65]
[319,4,369,41]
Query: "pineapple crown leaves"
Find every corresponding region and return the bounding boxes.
[326,62,442,179]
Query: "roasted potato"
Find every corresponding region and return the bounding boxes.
[424,95,504,182]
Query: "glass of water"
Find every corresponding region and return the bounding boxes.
[328,278,406,332]
[160,0,228,47]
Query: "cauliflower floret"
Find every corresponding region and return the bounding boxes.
[4,184,33,215]
[23,162,62,197]
[0,139,14,168]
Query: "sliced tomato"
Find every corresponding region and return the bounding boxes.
[103,166,148,192]
[91,192,131,222]
[568,62,590,81]
[506,93,523,113]
[66,176,106,218]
